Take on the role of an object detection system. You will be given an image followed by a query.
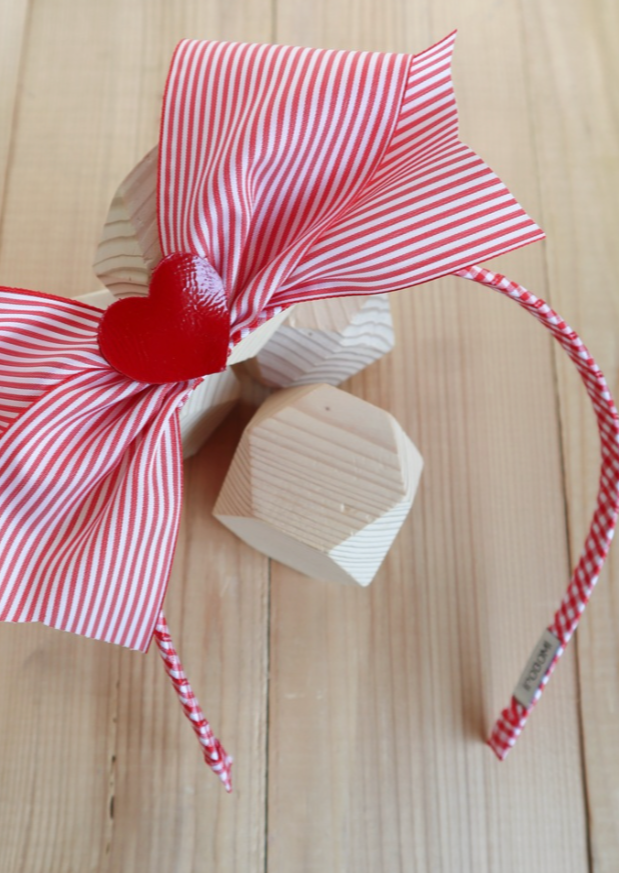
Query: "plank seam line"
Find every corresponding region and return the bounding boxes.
[0,0,34,242]
[515,2,593,869]
[263,556,272,873]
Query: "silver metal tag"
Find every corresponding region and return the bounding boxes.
[513,629,562,709]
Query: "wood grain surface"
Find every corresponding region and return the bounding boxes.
[0,0,616,871]
[242,295,396,388]
[214,383,423,586]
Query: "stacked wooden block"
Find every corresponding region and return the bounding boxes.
[82,147,424,587]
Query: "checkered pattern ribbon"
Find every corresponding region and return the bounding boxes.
[154,612,233,790]
[456,266,619,757]
[0,32,615,790]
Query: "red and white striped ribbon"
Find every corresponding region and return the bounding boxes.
[0,288,192,650]
[1,31,616,789]
[159,33,544,337]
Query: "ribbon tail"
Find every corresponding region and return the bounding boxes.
[154,609,233,791]
[455,264,619,758]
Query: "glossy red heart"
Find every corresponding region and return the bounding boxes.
[98,253,231,383]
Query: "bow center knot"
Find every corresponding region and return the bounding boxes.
[97,253,230,384]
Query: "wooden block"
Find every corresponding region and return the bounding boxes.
[76,287,116,309]
[227,307,292,365]
[242,294,395,387]
[178,368,241,458]
[93,145,161,298]
[76,288,241,456]
[214,383,423,586]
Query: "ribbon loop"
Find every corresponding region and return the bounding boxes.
[0,288,193,651]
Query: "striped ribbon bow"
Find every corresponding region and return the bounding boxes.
[1,32,617,791]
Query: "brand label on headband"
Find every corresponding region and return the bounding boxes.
[513,629,562,709]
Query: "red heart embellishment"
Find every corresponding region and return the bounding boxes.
[98,253,231,383]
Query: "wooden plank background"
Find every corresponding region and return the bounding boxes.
[0,0,616,870]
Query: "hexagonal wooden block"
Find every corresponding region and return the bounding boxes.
[76,288,241,457]
[214,384,423,586]
[93,146,161,299]
[243,294,395,388]
[177,368,241,458]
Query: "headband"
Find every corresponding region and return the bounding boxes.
[1,32,617,792]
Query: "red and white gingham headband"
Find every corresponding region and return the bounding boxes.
[0,32,617,791]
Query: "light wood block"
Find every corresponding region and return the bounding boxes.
[214,383,423,586]
[77,287,117,309]
[227,307,292,365]
[93,145,161,298]
[178,368,241,457]
[243,294,395,387]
